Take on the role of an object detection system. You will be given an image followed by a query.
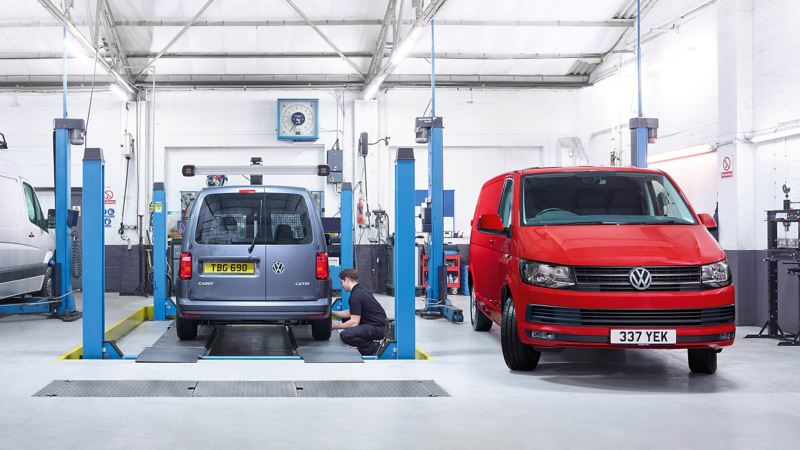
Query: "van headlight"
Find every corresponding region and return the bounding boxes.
[520,260,575,289]
[702,260,731,287]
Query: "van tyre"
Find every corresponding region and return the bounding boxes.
[501,298,541,371]
[176,315,198,341]
[470,284,492,332]
[37,266,53,298]
[311,315,332,341]
[688,349,717,374]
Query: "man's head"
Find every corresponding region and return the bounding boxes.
[339,268,359,292]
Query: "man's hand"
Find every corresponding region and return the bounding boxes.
[331,310,350,319]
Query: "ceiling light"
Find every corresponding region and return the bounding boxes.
[751,125,800,143]
[109,84,131,102]
[648,144,714,163]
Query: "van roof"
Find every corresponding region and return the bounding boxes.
[483,166,667,185]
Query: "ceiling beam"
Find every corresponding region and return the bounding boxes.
[0,73,589,89]
[284,0,365,79]
[34,0,136,94]
[134,0,216,79]
[367,0,398,83]
[0,51,621,61]
[98,0,132,81]
[0,19,634,28]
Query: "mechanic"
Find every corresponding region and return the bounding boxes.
[332,268,387,355]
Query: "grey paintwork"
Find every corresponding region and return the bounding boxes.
[176,185,330,323]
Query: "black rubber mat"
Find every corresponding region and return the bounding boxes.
[207,326,295,356]
[136,346,206,363]
[33,380,449,398]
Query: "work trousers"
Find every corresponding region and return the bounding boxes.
[340,324,385,355]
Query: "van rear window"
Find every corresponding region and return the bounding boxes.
[195,193,313,245]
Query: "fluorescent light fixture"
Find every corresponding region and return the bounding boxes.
[751,125,800,143]
[362,25,427,100]
[109,84,131,102]
[390,27,425,67]
[648,144,714,163]
[64,36,91,60]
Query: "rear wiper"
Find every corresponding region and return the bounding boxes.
[248,198,263,254]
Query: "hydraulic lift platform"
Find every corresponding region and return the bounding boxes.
[136,324,364,363]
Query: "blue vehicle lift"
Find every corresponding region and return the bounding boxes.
[0,119,84,320]
[152,182,177,320]
[81,148,122,359]
[630,0,658,168]
[415,20,463,323]
[331,182,354,312]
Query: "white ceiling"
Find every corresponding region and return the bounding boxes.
[0,0,647,88]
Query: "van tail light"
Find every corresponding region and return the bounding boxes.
[316,252,329,280]
[179,252,193,280]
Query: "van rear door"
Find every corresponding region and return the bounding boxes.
[187,189,267,301]
[264,191,320,301]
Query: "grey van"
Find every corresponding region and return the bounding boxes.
[175,185,332,341]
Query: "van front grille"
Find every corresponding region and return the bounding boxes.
[526,304,735,327]
[572,266,703,292]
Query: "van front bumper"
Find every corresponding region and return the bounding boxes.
[514,283,736,350]
[176,297,330,323]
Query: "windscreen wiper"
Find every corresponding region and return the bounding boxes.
[248,198,263,254]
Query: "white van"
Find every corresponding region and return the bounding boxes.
[0,144,55,300]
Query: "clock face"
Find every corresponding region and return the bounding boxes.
[278,99,318,139]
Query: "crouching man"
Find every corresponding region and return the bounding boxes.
[332,268,387,355]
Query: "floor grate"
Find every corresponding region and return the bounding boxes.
[33,380,449,398]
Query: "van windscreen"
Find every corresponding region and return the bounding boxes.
[195,192,313,245]
[520,172,697,226]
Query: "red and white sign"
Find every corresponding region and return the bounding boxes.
[104,188,116,205]
[721,156,734,179]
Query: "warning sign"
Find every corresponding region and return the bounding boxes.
[104,188,116,205]
[721,156,734,179]
[154,202,163,213]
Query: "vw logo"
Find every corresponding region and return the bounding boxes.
[272,261,285,274]
[629,267,652,290]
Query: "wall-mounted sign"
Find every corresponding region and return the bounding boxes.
[721,156,734,179]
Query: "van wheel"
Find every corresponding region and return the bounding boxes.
[688,349,717,374]
[176,315,198,341]
[501,298,541,371]
[312,315,332,341]
[470,284,492,332]
[37,266,53,298]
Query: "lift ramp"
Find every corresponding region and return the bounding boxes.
[136,323,362,363]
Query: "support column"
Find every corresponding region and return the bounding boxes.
[152,182,174,320]
[394,148,416,359]
[427,120,444,303]
[340,182,354,309]
[82,148,122,359]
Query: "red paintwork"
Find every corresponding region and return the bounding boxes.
[469,166,735,350]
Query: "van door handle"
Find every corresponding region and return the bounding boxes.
[28,232,35,238]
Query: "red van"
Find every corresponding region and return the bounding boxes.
[468,167,734,374]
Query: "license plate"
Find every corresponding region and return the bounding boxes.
[610,329,676,345]
[203,262,255,274]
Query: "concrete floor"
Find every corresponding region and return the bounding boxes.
[1,293,799,450]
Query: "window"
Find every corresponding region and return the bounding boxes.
[195,192,312,246]
[520,172,697,226]
[498,179,514,228]
[23,183,45,230]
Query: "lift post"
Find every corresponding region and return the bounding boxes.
[629,117,659,168]
[152,182,176,320]
[338,182,354,309]
[81,148,122,359]
[393,148,417,358]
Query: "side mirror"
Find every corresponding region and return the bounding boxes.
[477,213,505,234]
[47,209,56,229]
[698,213,717,231]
